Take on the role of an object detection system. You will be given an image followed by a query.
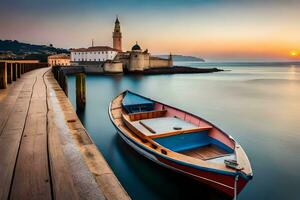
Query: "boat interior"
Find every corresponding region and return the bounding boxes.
[119,91,236,163]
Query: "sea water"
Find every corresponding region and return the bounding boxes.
[67,62,300,200]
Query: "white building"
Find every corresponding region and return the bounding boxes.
[70,46,119,63]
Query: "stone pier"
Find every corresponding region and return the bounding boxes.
[0,64,130,200]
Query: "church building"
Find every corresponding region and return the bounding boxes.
[70,17,173,73]
[113,17,173,72]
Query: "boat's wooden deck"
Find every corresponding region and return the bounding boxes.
[129,116,212,139]
[179,145,228,160]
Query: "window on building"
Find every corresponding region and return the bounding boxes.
[94,59,96,61]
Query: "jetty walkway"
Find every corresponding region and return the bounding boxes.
[0,67,130,200]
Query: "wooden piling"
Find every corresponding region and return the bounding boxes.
[57,69,68,96]
[12,63,18,81]
[23,63,27,73]
[62,75,68,96]
[17,63,21,78]
[0,62,7,89]
[7,63,13,84]
[76,73,86,110]
[20,63,24,74]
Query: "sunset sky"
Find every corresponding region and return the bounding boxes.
[1,0,300,61]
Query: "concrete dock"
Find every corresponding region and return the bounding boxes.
[0,66,130,200]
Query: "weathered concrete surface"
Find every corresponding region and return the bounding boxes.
[0,67,130,200]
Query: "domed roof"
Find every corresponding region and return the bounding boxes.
[131,43,141,51]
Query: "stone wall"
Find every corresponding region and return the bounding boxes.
[149,57,172,68]
[129,52,146,71]
[103,62,123,73]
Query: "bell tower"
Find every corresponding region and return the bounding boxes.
[113,16,122,52]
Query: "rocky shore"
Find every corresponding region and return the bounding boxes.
[127,66,223,75]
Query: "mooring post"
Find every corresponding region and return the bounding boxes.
[0,62,8,89]
[24,63,28,73]
[12,63,18,81]
[58,69,63,87]
[58,69,68,96]
[27,63,30,73]
[7,63,13,84]
[62,74,68,96]
[52,66,59,80]
[76,73,86,110]
[20,63,24,74]
[17,63,21,78]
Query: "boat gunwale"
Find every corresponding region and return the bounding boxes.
[123,91,236,145]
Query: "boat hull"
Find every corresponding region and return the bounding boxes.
[108,91,252,197]
[114,126,248,197]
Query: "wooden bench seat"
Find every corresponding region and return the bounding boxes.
[148,126,213,139]
[128,110,167,121]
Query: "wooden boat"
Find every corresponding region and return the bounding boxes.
[109,91,253,197]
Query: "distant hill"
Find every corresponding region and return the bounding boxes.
[0,40,69,61]
[156,54,205,62]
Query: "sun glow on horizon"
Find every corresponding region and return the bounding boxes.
[289,50,299,57]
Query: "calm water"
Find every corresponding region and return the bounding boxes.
[67,62,300,200]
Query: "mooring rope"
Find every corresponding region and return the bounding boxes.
[234,174,239,200]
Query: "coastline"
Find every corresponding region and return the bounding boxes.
[54,65,223,76]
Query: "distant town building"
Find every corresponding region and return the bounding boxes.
[48,54,70,67]
[116,42,173,71]
[68,17,172,73]
[113,17,172,72]
[70,46,118,64]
